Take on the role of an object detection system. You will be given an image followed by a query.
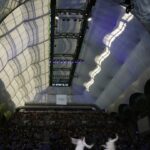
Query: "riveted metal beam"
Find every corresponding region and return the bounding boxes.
[49,0,56,85]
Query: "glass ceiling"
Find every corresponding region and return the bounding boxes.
[0,0,50,107]
[0,0,27,22]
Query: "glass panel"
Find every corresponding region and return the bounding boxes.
[53,70,70,76]
[54,38,77,54]
[55,14,83,33]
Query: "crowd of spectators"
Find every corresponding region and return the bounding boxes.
[0,109,149,149]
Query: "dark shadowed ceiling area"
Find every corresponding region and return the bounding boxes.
[0,0,150,112]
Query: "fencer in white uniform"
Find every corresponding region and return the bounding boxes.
[102,134,118,150]
[71,137,94,150]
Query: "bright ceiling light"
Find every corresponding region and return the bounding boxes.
[88,17,92,22]
[55,16,59,20]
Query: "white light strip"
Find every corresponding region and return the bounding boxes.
[84,12,133,91]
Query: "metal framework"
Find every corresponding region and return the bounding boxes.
[50,0,56,85]
[50,0,96,87]
[54,33,80,39]
[56,9,85,15]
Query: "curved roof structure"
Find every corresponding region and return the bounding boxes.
[0,0,150,111]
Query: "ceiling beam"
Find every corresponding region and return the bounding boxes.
[49,0,56,86]
[50,0,96,87]
[56,9,85,15]
[54,54,74,57]
[54,33,80,39]
[53,68,71,71]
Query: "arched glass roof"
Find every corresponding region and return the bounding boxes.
[0,0,50,107]
[0,0,150,111]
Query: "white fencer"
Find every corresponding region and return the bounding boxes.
[71,137,94,150]
[102,134,118,150]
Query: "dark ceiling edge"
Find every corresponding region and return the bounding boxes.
[113,0,150,34]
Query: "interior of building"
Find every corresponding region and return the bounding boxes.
[0,0,150,149]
